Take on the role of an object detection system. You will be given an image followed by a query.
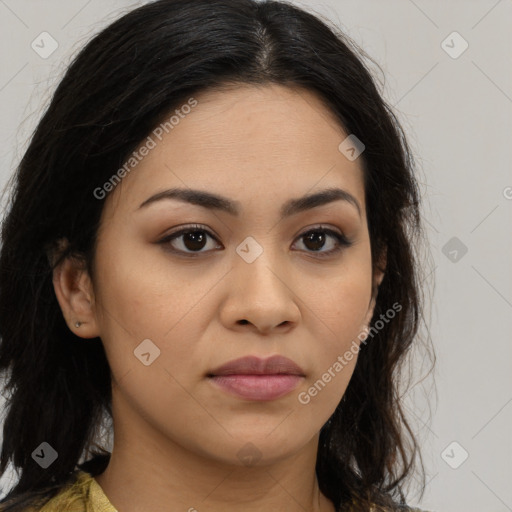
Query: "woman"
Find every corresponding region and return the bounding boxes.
[0,0,434,510]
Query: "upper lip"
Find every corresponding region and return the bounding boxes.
[208,355,305,377]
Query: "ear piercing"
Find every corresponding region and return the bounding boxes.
[75,321,82,328]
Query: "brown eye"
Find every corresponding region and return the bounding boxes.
[158,224,221,255]
[181,231,208,251]
[293,226,353,258]
[302,231,327,251]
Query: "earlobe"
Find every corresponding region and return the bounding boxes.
[52,252,100,339]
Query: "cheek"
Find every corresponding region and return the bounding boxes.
[302,265,372,340]
[297,263,372,379]
[92,237,221,378]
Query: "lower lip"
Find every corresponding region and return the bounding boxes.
[208,374,304,401]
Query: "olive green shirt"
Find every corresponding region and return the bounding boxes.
[11,470,432,511]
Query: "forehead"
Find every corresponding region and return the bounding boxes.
[103,84,366,218]
[179,83,349,156]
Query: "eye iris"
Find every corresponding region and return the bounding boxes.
[184,231,207,251]
[304,231,325,251]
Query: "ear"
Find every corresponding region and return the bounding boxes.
[51,242,100,339]
[361,246,387,330]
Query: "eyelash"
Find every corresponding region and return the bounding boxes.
[157,223,354,259]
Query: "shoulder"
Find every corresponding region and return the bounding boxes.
[388,507,434,512]
[353,504,435,512]
[33,470,96,512]
[0,471,93,512]
[386,507,434,512]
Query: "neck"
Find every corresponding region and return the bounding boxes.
[95,427,335,512]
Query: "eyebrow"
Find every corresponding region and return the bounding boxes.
[138,186,361,219]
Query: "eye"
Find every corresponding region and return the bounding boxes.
[157,224,220,256]
[157,223,353,258]
[292,225,353,258]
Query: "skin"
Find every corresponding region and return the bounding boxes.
[53,83,385,512]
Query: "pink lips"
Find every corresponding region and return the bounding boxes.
[207,355,305,401]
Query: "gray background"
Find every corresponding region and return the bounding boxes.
[1,1,511,511]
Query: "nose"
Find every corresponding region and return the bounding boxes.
[219,246,301,334]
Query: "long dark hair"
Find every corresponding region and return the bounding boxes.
[0,0,434,510]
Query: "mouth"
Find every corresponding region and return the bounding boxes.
[207,355,305,401]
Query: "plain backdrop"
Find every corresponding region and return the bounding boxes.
[0,1,511,511]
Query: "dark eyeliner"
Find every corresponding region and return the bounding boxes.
[296,226,354,259]
[157,224,219,257]
[157,224,353,258]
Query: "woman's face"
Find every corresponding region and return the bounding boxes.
[87,84,383,466]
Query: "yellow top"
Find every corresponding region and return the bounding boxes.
[22,471,117,512]
[5,470,431,512]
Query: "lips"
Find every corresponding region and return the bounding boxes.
[207,355,305,377]
[207,355,306,401]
